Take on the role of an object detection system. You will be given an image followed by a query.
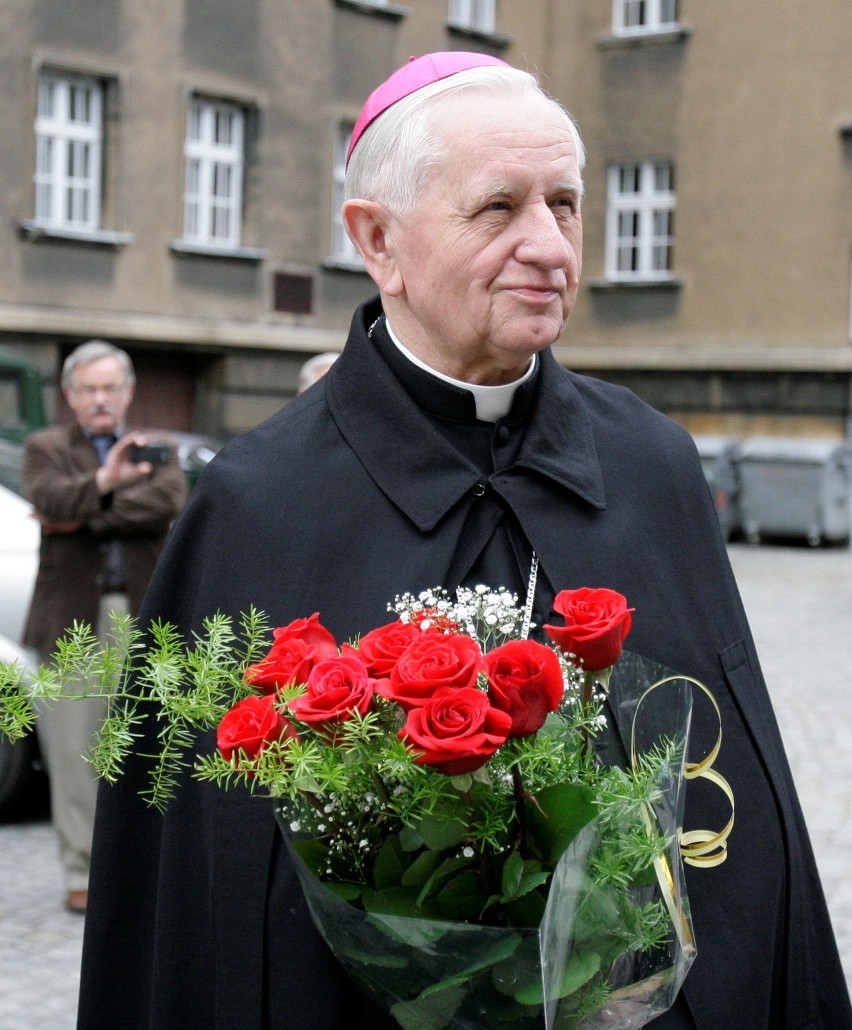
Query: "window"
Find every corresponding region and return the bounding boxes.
[330,121,363,266]
[605,161,675,281]
[612,0,677,34]
[448,0,496,35]
[182,97,245,249]
[34,72,103,232]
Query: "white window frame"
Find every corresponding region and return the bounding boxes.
[612,0,678,35]
[34,72,103,232]
[448,0,496,35]
[605,161,676,281]
[330,122,363,267]
[182,97,245,250]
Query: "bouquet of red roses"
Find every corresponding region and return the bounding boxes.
[0,584,732,1028]
[204,586,717,1029]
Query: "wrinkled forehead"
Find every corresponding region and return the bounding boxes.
[71,355,127,384]
[428,89,583,176]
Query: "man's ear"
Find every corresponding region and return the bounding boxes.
[342,200,403,296]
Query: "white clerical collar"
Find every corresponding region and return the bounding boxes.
[384,319,536,423]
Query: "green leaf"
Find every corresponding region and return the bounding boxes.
[436,870,489,921]
[525,783,596,866]
[500,853,550,904]
[419,933,524,998]
[291,838,329,876]
[373,834,408,890]
[505,890,547,928]
[362,885,440,919]
[416,855,475,907]
[418,805,468,851]
[398,825,425,852]
[401,849,442,889]
[391,983,466,1030]
[491,935,543,997]
[630,857,658,887]
[514,868,550,900]
[324,881,362,903]
[514,949,601,1004]
[572,885,621,944]
[501,850,524,899]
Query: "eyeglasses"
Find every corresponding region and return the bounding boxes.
[71,383,129,397]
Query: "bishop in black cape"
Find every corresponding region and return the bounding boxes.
[78,299,851,1029]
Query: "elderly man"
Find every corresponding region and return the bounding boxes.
[22,340,186,914]
[79,56,850,1028]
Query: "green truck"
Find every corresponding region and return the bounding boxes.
[0,345,48,493]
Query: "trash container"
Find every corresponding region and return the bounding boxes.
[692,435,742,541]
[736,437,852,546]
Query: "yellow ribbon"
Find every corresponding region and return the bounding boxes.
[630,674,735,868]
[626,674,735,958]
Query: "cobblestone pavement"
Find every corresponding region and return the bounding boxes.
[0,541,850,1028]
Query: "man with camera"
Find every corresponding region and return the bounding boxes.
[21,340,186,913]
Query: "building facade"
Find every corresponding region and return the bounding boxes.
[0,0,850,440]
[548,0,852,439]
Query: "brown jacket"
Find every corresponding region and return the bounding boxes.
[21,423,187,655]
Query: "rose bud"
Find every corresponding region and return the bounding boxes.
[544,587,634,672]
[377,633,486,709]
[485,639,564,737]
[244,613,338,693]
[287,654,377,735]
[400,686,512,776]
[217,694,299,770]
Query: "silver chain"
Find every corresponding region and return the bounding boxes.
[521,551,539,639]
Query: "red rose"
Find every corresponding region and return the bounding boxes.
[485,639,564,738]
[543,588,634,671]
[377,633,487,709]
[345,620,432,678]
[217,694,299,765]
[287,654,376,734]
[400,687,512,776]
[244,613,338,693]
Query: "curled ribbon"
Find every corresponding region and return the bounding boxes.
[629,675,736,957]
[630,674,735,868]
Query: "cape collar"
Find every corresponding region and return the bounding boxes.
[327,298,606,532]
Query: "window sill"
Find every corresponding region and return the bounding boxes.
[19,221,134,247]
[445,22,512,49]
[587,276,683,292]
[334,0,409,21]
[322,256,368,274]
[170,240,269,260]
[596,25,691,49]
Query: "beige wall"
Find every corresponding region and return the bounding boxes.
[1,0,850,439]
[548,0,852,356]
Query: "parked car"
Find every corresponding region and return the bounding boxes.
[0,482,43,817]
[155,430,223,492]
[0,344,48,445]
[0,482,39,643]
[0,632,46,818]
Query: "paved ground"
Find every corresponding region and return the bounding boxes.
[0,540,850,1028]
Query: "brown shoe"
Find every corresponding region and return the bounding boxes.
[65,890,88,914]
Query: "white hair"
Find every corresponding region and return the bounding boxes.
[298,352,339,393]
[61,340,135,390]
[345,65,585,215]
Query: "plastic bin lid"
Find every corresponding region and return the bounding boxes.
[737,436,851,464]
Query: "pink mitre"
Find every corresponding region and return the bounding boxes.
[346,51,510,166]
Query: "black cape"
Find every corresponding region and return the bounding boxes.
[79,298,851,1029]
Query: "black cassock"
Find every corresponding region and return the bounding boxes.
[79,299,851,1029]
